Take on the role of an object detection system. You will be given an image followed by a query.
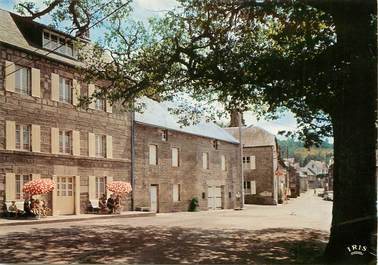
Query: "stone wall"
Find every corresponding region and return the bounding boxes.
[243,146,276,205]
[0,44,131,214]
[134,123,241,212]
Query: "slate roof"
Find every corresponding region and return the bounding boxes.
[0,9,81,66]
[135,98,239,144]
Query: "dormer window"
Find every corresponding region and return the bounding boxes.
[43,30,76,58]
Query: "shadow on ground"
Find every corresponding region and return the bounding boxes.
[0,225,328,264]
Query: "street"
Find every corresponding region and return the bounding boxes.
[0,190,332,264]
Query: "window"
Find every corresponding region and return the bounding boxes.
[15,65,31,95]
[57,176,73,196]
[161,129,168,141]
[244,181,256,195]
[221,155,226,171]
[95,135,106,158]
[43,31,76,58]
[172,147,179,167]
[149,144,158,165]
[213,140,218,149]
[15,174,32,200]
[95,176,106,199]
[173,184,181,202]
[59,77,72,103]
[202,152,209,169]
[95,98,106,111]
[15,124,30,151]
[243,156,256,170]
[59,130,72,154]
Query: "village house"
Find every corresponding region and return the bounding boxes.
[225,126,287,205]
[134,99,241,212]
[283,158,301,198]
[0,10,242,215]
[0,9,133,215]
[301,160,328,189]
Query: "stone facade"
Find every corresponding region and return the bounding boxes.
[242,146,277,205]
[134,123,241,212]
[0,43,132,215]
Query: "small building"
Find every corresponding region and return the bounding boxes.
[284,158,300,198]
[225,126,285,205]
[134,99,241,212]
[301,160,328,189]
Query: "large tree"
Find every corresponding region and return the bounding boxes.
[17,0,377,263]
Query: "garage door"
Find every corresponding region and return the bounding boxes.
[208,186,222,210]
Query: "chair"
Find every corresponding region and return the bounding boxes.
[88,199,100,213]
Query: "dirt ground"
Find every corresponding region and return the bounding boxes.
[0,189,332,264]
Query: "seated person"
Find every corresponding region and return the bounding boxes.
[23,197,33,217]
[40,200,50,216]
[114,195,122,214]
[99,194,108,214]
[107,194,115,214]
[8,201,22,217]
[31,199,41,216]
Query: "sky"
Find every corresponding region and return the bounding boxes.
[0,0,301,138]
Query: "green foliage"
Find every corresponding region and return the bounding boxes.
[278,138,333,166]
[188,197,199,212]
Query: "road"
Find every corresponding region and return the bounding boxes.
[0,190,332,264]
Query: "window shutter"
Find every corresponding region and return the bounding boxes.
[51,73,59,101]
[5,173,16,201]
[106,176,113,197]
[250,156,256,170]
[172,148,179,167]
[31,68,40,97]
[202,153,208,169]
[106,135,113,158]
[173,184,178,202]
[72,79,80,106]
[5,61,15,92]
[5,120,16,150]
[88,175,96,201]
[31,124,41,152]
[88,132,95,157]
[88,84,96,109]
[72,130,80,156]
[106,100,112,113]
[149,145,157,165]
[74,175,81,215]
[251,181,256,195]
[51,127,59,154]
[221,155,226,171]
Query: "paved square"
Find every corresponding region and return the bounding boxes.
[0,191,331,264]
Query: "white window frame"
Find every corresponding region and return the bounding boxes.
[95,176,106,199]
[172,147,180,167]
[43,30,76,58]
[15,174,32,200]
[95,98,106,111]
[15,124,31,151]
[59,130,72,154]
[57,176,73,196]
[149,144,158,165]
[59,76,72,104]
[95,134,106,158]
[15,65,31,95]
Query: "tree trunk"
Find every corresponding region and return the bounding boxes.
[323,2,377,263]
[229,109,245,127]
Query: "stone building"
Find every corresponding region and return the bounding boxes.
[0,10,242,215]
[0,10,132,215]
[225,126,286,205]
[134,99,241,212]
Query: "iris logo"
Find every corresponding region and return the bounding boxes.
[346,245,368,256]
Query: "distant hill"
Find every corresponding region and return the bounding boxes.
[278,138,333,166]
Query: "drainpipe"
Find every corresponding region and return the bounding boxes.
[238,112,244,209]
[130,99,136,210]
